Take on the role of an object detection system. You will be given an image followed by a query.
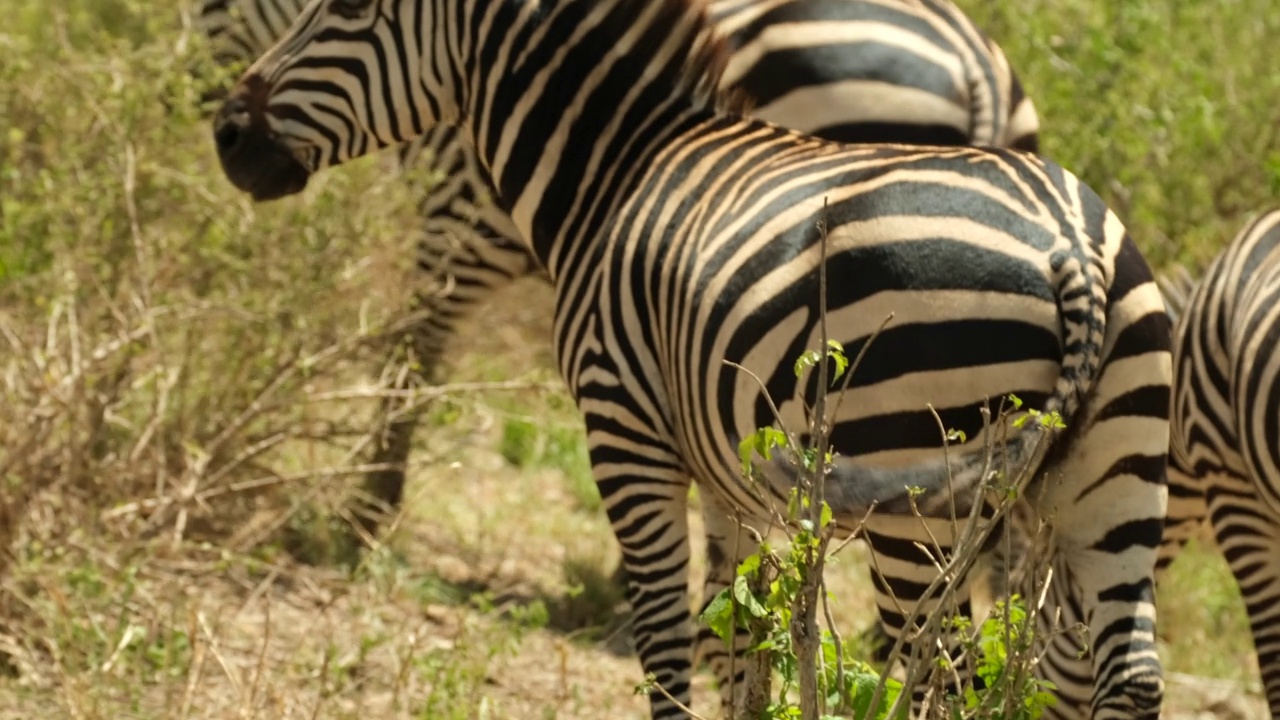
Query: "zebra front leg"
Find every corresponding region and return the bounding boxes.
[356,316,445,538]
[358,364,426,536]
[1205,473,1280,716]
[358,228,538,538]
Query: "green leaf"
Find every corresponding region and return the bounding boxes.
[819,500,833,529]
[698,588,735,645]
[794,349,822,378]
[634,672,658,695]
[732,575,767,618]
[845,660,902,720]
[738,427,788,476]
[801,447,819,472]
[826,341,849,383]
[738,435,755,477]
[1039,410,1067,429]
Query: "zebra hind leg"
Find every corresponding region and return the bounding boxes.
[1014,259,1171,719]
[693,492,766,714]
[1154,466,1209,581]
[861,521,981,712]
[1204,474,1280,717]
[589,441,698,719]
[1025,420,1167,718]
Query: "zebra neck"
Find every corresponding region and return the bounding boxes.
[454,0,739,281]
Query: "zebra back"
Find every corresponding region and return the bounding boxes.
[199,0,1039,153]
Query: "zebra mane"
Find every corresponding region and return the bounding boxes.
[610,0,753,116]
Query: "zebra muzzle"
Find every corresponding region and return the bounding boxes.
[212,77,311,202]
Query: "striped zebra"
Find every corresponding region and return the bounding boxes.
[1162,210,1280,716]
[209,0,1171,717]
[194,0,1041,535]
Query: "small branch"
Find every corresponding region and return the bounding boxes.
[649,677,712,720]
[820,574,848,714]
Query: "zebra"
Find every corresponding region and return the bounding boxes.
[209,0,1171,717]
[194,0,1041,536]
[196,0,1039,150]
[1161,209,1280,717]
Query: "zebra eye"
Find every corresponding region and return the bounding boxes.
[330,0,375,20]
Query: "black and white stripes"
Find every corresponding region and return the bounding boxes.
[710,0,1040,150]
[1165,210,1280,717]
[209,0,1171,718]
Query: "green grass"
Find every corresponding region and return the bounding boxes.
[1158,537,1260,685]
[0,0,1273,717]
[500,416,600,514]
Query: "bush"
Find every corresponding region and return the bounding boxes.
[964,0,1280,269]
[0,0,428,566]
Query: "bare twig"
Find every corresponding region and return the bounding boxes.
[311,643,334,720]
[179,614,210,720]
[649,677,712,720]
[242,598,272,719]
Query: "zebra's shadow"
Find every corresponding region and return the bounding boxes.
[277,517,637,658]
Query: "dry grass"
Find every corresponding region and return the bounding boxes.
[0,280,1264,719]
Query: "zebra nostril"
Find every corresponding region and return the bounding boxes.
[214,121,243,153]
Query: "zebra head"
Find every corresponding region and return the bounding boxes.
[212,0,461,201]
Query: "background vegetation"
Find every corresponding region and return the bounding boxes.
[0,0,1274,717]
